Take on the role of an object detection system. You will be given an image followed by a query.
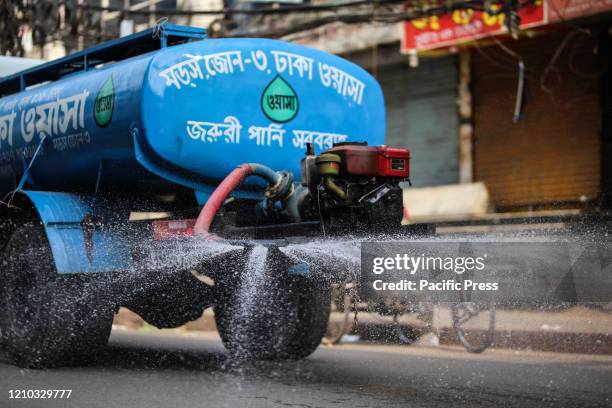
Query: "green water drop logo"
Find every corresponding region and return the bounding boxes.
[94,78,114,128]
[261,76,299,123]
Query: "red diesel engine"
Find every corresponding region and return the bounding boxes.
[299,142,410,231]
[326,145,410,178]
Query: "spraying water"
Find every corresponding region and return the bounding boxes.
[142,239,244,272]
[280,238,362,282]
[237,245,269,318]
[227,244,270,358]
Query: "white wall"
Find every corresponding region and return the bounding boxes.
[176,0,223,30]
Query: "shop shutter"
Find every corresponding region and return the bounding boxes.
[379,55,459,187]
[473,31,601,209]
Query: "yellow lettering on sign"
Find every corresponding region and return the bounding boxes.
[412,16,440,30]
[452,9,474,25]
[429,16,440,30]
[412,17,428,29]
[483,5,505,26]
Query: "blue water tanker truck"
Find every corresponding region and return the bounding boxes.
[0,24,414,367]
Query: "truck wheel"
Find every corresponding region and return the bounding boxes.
[215,269,330,360]
[0,223,113,368]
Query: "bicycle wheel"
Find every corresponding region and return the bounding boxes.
[451,302,495,353]
[323,284,353,345]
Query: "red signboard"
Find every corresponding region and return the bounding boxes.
[548,0,612,21]
[402,0,611,53]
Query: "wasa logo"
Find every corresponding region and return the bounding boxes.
[94,78,114,127]
[261,76,298,123]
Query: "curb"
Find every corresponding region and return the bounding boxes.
[354,322,612,355]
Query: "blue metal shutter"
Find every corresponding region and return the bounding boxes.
[378,55,458,187]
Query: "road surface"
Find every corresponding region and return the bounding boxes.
[1,330,611,407]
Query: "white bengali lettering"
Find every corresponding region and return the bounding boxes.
[271,51,314,80]
[202,51,244,78]
[248,123,285,147]
[52,131,91,151]
[0,111,16,148]
[292,129,348,150]
[318,62,365,105]
[186,116,242,144]
[251,50,268,71]
[19,90,89,143]
[159,56,204,90]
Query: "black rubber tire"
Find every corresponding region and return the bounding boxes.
[215,270,330,360]
[0,223,113,368]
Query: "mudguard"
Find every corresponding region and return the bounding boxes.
[17,191,131,274]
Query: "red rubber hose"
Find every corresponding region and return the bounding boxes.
[194,164,254,235]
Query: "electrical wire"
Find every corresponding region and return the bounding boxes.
[6,0,540,56]
[81,0,408,16]
[228,0,538,38]
[488,36,527,122]
[567,30,604,79]
[540,29,582,98]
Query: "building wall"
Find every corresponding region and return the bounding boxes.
[176,0,222,29]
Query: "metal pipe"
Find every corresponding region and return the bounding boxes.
[285,185,309,222]
[250,163,282,186]
[324,176,347,201]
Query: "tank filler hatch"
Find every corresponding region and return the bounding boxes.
[0,24,206,97]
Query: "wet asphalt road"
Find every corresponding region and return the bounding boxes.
[1,330,611,408]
